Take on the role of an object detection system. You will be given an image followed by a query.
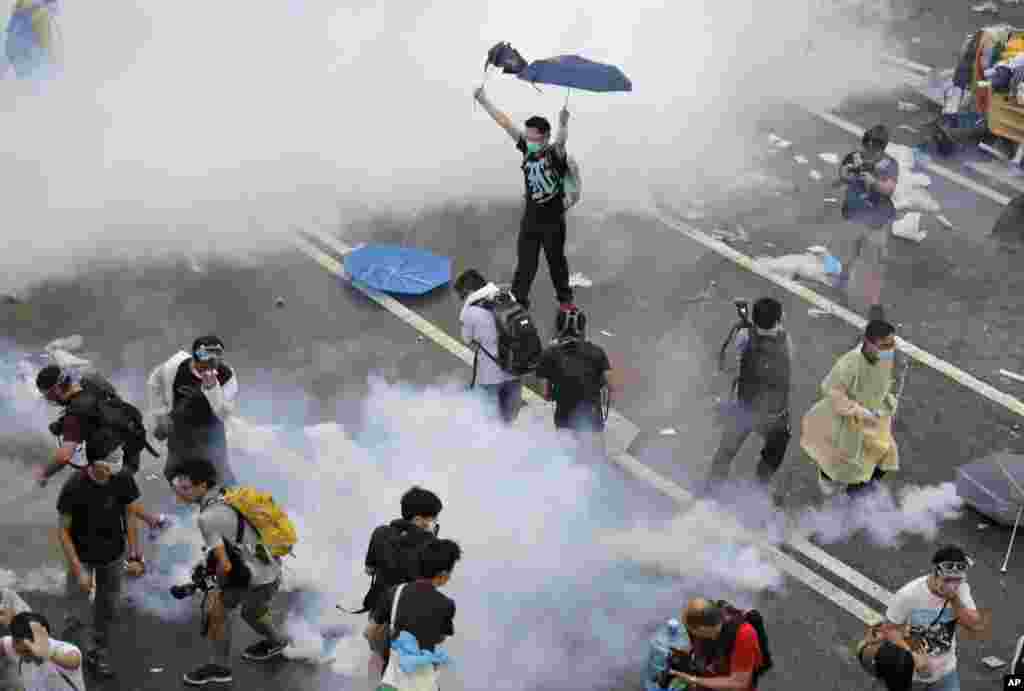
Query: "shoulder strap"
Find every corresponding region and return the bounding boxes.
[389,583,407,638]
[58,670,81,691]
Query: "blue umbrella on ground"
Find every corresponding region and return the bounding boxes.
[342,245,451,295]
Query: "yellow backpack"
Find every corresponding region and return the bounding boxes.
[219,487,298,558]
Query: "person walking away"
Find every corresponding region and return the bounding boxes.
[801,320,900,499]
[454,269,523,423]
[837,124,898,322]
[535,306,617,459]
[56,453,153,678]
[170,459,292,687]
[885,546,985,690]
[359,486,443,683]
[148,336,238,487]
[474,86,575,312]
[365,540,461,689]
[675,598,764,691]
[707,298,792,495]
[0,613,84,691]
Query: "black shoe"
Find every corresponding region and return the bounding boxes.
[85,648,115,679]
[183,664,233,686]
[242,639,289,662]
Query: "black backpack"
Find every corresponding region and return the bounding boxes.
[356,522,437,614]
[67,378,158,462]
[735,330,790,416]
[473,289,543,378]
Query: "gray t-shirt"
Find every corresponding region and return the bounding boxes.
[197,489,281,588]
[461,304,518,387]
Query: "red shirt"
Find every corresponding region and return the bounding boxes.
[727,623,763,690]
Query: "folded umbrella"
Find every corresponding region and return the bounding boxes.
[342,245,451,296]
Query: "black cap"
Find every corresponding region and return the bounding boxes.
[9,612,50,643]
[932,545,968,565]
[35,365,63,392]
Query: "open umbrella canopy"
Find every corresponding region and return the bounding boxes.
[342,245,451,295]
[518,55,632,93]
[956,453,1024,526]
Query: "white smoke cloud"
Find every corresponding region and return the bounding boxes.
[0,0,905,293]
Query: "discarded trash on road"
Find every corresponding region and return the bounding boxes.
[936,214,955,229]
[971,1,1000,12]
[600,330,616,337]
[892,212,928,243]
[982,656,1006,669]
[897,101,921,112]
[911,37,922,44]
[824,197,839,204]
[768,133,792,149]
[897,124,920,133]
[794,155,809,164]
[659,428,677,436]
[818,152,840,165]
[569,272,594,288]
[809,170,823,181]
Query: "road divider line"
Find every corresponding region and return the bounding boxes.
[650,203,1024,420]
[292,229,887,626]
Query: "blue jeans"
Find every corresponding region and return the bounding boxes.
[913,669,960,691]
[479,380,522,423]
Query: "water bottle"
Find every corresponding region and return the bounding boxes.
[645,618,689,690]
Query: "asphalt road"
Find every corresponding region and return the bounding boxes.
[4,5,1024,691]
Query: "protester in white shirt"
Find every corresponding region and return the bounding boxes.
[454,270,522,423]
[885,546,984,691]
[0,613,84,691]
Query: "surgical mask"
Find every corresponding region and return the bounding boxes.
[526,141,543,154]
[878,349,895,361]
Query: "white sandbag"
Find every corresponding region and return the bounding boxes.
[892,212,928,242]
[755,252,839,287]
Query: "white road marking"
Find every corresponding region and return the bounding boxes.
[651,204,1024,420]
[293,228,888,626]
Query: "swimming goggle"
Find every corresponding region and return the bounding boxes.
[193,344,224,363]
[935,559,972,577]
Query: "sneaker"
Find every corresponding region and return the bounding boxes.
[242,639,289,662]
[183,664,233,686]
[85,648,115,679]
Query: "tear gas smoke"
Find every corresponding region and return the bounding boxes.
[0,0,906,293]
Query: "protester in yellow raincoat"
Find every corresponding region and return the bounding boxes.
[801,319,900,498]
[3,0,60,80]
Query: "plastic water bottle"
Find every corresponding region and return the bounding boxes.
[645,618,689,690]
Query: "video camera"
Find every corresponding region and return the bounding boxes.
[169,561,217,600]
[656,647,696,688]
[734,299,752,329]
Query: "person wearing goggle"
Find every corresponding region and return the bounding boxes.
[884,545,985,690]
[146,336,239,487]
[802,319,902,499]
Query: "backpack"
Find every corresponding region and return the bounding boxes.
[563,155,582,210]
[67,378,158,462]
[692,601,773,684]
[953,32,980,91]
[216,486,298,558]
[357,522,437,614]
[474,289,543,377]
[735,330,790,416]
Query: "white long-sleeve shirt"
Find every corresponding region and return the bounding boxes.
[146,350,238,422]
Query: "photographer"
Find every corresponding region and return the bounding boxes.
[709,298,791,495]
[170,459,290,687]
[672,598,763,691]
[839,124,898,226]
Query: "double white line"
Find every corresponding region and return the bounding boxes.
[292,226,893,626]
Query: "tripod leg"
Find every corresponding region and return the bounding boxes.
[1000,503,1024,574]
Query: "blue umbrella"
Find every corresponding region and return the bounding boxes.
[342,245,451,295]
[518,55,632,93]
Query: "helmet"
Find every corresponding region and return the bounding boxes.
[556,306,586,339]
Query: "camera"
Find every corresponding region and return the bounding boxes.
[656,647,696,688]
[170,561,217,600]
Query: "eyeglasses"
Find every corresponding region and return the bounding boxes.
[936,561,969,574]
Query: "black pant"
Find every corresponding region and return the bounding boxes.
[709,409,791,486]
[511,213,573,309]
[820,466,888,497]
[64,558,123,650]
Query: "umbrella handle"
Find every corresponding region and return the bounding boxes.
[565,87,571,108]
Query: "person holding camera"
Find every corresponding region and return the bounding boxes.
[708,298,791,495]
[147,336,239,488]
[56,451,154,678]
[170,459,290,687]
[672,598,764,691]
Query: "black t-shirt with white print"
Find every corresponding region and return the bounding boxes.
[517,137,566,222]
